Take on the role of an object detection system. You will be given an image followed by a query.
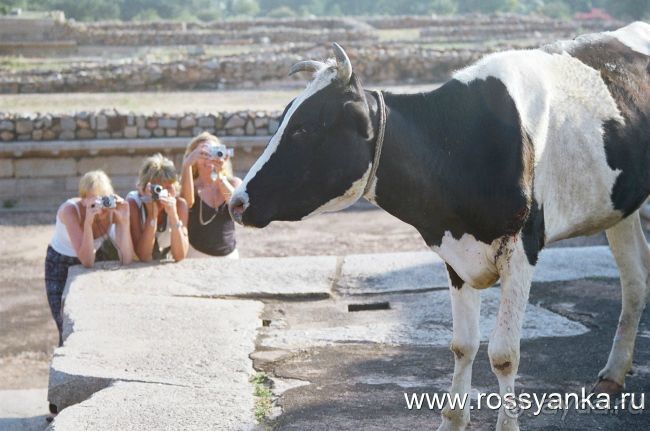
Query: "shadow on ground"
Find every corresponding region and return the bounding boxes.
[255,278,650,430]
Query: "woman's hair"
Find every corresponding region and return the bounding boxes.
[137,153,179,189]
[185,132,234,179]
[79,170,114,198]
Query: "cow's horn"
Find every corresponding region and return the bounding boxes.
[289,60,324,76]
[332,43,352,84]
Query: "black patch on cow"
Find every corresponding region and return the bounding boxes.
[521,199,545,266]
[446,263,464,289]
[569,38,650,216]
[373,77,534,248]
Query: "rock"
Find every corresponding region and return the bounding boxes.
[124,126,138,139]
[198,116,215,128]
[0,131,15,141]
[96,115,108,131]
[158,118,178,129]
[60,117,75,131]
[138,128,152,138]
[77,129,95,139]
[180,116,196,129]
[225,115,246,129]
[0,121,14,131]
[15,120,33,135]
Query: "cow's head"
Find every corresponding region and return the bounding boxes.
[230,44,376,227]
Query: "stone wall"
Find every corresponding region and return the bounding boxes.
[0,135,269,209]
[0,44,497,93]
[0,110,280,142]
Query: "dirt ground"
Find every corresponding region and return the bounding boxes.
[0,205,427,393]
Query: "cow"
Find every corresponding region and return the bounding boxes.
[229,22,650,431]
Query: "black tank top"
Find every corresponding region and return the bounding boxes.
[187,195,236,256]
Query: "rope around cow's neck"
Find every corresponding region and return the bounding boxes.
[363,90,387,197]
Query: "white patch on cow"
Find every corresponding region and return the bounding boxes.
[609,21,650,55]
[232,61,337,206]
[302,163,372,219]
[431,232,500,289]
[453,43,627,242]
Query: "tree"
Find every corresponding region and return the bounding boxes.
[458,0,519,13]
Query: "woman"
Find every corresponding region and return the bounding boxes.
[127,153,189,262]
[181,132,242,258]
[45,170,133,347]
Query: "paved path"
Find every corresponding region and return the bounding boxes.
[35,247,650,430]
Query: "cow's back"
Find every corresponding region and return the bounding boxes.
[453,22,650,243]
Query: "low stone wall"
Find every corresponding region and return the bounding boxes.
[364,13,622,30]
[0,110,280,142]
[0,44,494,93]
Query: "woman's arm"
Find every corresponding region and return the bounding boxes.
[163,196,189,262]
[180,160,195,209]
[217,176,242,203]
[128,196,157,262]
[111,197,134,264]
[60,202,99,268]
[181,145,208,209]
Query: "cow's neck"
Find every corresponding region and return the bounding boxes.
[365,89,452,247]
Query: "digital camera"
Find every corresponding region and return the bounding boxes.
[209,144,234,160]
[150,184,169,201]
[94,195,117,209]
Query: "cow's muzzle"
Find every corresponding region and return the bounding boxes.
[229,192,248,226]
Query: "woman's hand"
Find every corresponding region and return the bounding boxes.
[159,195,178,222]
[183,143,210,168]
[111,195,130,225]
[84,198,103,226]
[141,183,159,221]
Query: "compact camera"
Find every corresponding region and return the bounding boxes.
[209,144,234,160]
[150,184,169,201]
[93,195,117,209]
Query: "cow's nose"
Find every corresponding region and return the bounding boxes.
[229,192,248,225]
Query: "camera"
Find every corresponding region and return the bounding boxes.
[209,144,234,160]
[150,184,169,201]
[93,195,116,209]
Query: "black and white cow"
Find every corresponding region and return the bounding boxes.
[230,22,650,430]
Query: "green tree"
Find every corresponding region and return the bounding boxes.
[458,0,519,13]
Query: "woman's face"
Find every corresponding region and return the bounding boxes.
[196,141,228,175]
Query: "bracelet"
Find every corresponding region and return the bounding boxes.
[171,220,183,230]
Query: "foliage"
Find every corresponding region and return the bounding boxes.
[2,0,648,21]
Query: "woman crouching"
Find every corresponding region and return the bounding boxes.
[46,170,133,346]
[127,154,189,262]
[181,132,242,258]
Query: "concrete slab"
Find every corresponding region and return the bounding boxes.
[0,389,49,431]
[49,293,262,415]
[337,246,619,295]
[47,382,256,431]
[65,255,337,300]
[259,278,650,431]
[259,288,588,349]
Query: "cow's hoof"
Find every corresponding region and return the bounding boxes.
[591,378,624,397]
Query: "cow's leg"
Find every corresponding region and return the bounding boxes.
[438,272,481,431]
[595,211,650,394]
[488,239,534,431]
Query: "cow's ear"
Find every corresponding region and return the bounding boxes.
[343,101,373,140]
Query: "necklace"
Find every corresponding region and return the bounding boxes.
[198,187,218,225]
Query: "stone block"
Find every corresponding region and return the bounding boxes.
[124,126,138,139]
[15,120,33,134]
[0,159,14,178]
[15,159,76,178]
[158,118,178,129]
[78,156,143,176]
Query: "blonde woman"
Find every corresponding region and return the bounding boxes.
[45,170,133,346]
[181,132,242,258]
[127,153,189,262]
